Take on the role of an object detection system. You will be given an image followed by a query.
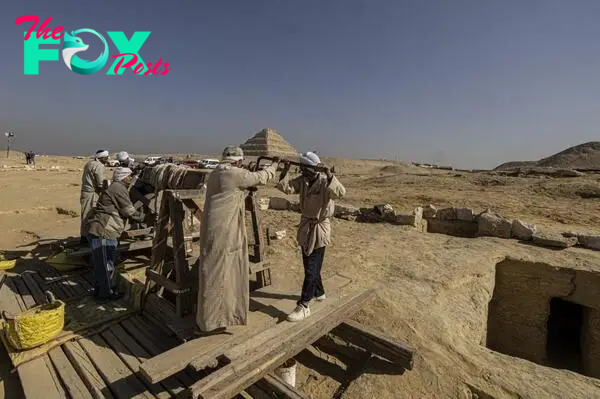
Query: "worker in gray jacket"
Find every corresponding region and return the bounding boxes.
[85,167,145,300]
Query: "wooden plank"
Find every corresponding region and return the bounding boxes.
[331,320,415,370]
[79,335,154,399]
[120,318,196,388]
[122,228,154,239]
[140,311,275,384]
[21,272,47,305]
[63,340,114,399]
[108,324,187,397]
[18,358,65,399]
[169,194,189,317]
[48,346,94,399]
[44,355,68,397]
[187,289,375,399]
[256,374,309,399]
[171,189,205,200]
[32,272,68,302]
[0,274,24,313]
[101,328,172,399]
[146,269,190,295]
[12,275,36,309]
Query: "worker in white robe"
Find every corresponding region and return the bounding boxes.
[80,150,109,242]
[195,146,279,334]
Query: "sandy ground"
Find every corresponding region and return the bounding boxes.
[1,153,600,398]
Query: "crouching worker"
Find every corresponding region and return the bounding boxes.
[277,152,346,322]
[85,167,146,301]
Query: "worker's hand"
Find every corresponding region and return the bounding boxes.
[319,163,333,178]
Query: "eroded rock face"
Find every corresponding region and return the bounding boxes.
[478,211,512,239]
[532,233,578,248]
[511,219,536,241]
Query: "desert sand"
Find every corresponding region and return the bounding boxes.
[1,151,600,398]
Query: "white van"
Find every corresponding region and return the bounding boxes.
[199,159,220,169]
[144,156,162,166]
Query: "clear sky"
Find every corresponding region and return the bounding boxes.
[1,0,600,169]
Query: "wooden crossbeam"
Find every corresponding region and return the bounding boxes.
[186,289,375,399]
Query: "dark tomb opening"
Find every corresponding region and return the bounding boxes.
[546,297,583,373]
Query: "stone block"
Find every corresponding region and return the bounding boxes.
[427,219,478,238]
[269,197,290,210]
[455,208,474,221]
[334,203,360,218]
[436,207,456,221]
[511,219,536,241]
[532,233,577,248]
[422,204,437,219]
[478,211,512,239]
[258,197,270,211]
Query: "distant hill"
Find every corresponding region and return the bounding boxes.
[495,142,600,170]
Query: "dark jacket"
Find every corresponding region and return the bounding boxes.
[85,181,141,240]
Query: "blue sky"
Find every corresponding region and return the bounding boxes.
[1,0,600,168]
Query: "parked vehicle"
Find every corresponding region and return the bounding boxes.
[143,156,162,166]
[199,159,220,169]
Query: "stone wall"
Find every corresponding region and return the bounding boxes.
[486,258,600,378]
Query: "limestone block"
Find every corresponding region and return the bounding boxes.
[436,207,457,221]
[422,204,437,219]
[532,233,577,248]
[455,208,474,222]
[511,219,536,241]
[478,211,512,239]
[269,197,290,210]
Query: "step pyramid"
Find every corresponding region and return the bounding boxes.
[240,128,298,158]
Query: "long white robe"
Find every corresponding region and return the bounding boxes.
[195,162,277,331]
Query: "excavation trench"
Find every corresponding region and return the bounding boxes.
[485,257,600,378]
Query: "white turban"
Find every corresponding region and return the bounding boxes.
[299,151,321,167]
[95,150,109,158]
[112,167,132,182]
[116,151,129,162]
[222,146,244,163]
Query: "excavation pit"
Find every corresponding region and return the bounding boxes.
[486,258,600,378]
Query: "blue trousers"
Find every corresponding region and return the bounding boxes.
[88,236,118,299]
[299,246,326,306]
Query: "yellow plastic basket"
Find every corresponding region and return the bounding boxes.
[3,292,65,350]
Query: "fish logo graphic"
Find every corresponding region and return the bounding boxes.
[62,29,108,75]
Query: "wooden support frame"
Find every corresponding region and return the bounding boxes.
[142,189,203,318]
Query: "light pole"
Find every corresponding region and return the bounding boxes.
[4,132,15,158]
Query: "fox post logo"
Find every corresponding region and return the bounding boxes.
[16,15,172,75]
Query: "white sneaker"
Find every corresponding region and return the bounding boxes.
[315,294,326,302]
[287,305,311,322]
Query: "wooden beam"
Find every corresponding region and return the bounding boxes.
[256,374,309,399]
[145,269,191,295]
[331,320,414,370]
[63,340,114,399]
[122,228,153,239]
[48,347,93,399]
[140,312,274,384]
[187,289,375,399]
[170,189,205,200]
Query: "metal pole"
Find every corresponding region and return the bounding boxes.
[6,136,10,158]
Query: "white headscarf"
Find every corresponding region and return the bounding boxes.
[95,150,109,159]
[116,151,129,162]
[112,167,132,182]
[299,151,321,167]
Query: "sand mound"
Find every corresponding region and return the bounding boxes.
[496,142,600,170]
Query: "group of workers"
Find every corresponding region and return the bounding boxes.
[79,146,345,332]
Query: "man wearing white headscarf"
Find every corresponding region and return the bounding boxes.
[85,167,145,300]
[116,151,135,168]
[80,150,110,242]
[277,151,346,322]
[195,146,281,334]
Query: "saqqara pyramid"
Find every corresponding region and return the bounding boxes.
[240,128,298,158]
